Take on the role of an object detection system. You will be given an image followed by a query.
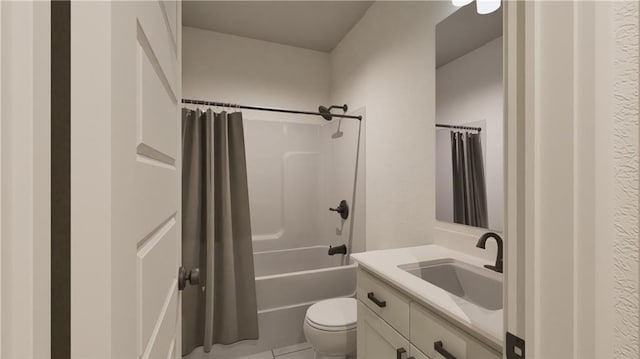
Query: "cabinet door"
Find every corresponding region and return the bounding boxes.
[410,345,431,359]
[358,301,410,359]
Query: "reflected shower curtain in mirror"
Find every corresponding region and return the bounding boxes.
[182,109,259,356]
[451,131,488,228]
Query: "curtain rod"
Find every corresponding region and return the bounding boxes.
[436,124,482,132]
[182,99,362,121]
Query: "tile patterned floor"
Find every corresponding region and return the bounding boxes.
[276,348,314,359]
[236,343,314,359]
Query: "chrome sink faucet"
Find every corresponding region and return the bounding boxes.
[476,232,503,273]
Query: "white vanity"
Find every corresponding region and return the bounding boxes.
[351,245,502,359]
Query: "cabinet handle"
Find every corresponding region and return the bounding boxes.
[434,341,457,359]
[367,292,387,308]
[396,347,407,359]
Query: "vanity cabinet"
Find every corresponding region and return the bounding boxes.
[356,268,501,359]
[358,303,410,359]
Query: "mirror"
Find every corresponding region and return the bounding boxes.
[435,4,504,231]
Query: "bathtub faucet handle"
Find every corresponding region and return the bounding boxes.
[328,244,347,256]
[329,200,349,220]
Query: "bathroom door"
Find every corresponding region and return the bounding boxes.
[70,1,183,358]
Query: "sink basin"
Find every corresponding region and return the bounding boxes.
[398,259,503,310]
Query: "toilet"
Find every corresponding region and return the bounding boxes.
[303,298,357,359]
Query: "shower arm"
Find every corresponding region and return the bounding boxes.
[327,105,348,112]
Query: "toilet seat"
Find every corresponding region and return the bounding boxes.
[305,298,357,332]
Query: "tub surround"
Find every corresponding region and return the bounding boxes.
[351,245,503,350]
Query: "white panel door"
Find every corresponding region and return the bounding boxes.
[112,1,182,358]
[71,1,182,358]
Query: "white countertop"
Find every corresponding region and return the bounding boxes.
[351,244,503,349]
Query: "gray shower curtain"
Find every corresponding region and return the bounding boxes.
[451,131,488,228]
[182,109,259,356]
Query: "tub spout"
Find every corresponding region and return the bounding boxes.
[328,244,347,256]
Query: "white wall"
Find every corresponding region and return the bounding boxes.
[330,2,457,250]
[435,36,503,231]
[183,27,365,254]
[183,27,330,122]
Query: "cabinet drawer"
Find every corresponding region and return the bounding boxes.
[358,301,410,359]
[410,303,501,359]
[357,269,411,337]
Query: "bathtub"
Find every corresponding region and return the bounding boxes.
[209,245,357,359]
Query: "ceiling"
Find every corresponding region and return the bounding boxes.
[436,3,503,68]
[182,1,374,52]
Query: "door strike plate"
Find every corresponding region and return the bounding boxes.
[506,332,525,359]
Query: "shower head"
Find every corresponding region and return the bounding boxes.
[318,106,333,121]
[318,104,348,121]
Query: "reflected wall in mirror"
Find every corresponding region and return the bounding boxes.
[435,3,504,231]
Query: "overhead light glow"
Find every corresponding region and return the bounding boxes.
[452,0,473,7]
[476,0,501,14]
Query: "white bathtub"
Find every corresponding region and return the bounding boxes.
[208,245,357,359]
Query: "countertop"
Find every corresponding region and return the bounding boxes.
[351,244,503,350]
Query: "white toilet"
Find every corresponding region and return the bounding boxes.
[303,298,357,359]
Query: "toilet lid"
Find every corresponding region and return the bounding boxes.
[306,298,357,331]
